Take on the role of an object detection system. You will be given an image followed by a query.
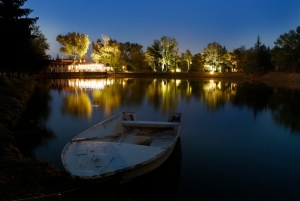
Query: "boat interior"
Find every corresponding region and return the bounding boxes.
[70,112,181,149]
[101,122,178,148]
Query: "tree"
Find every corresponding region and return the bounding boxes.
[129,43,147,72]
[27,25,50,74]
[202,42,228,73]
[91,39,104,62]
[179,53,188,72]
[240,36,273,74]
[145,40,162,71]
[56,32,90,63]
[31,26,49,55]
[160,36,179,72]
[222,51,235,72]
[119,42,132,69]
[190,53,205,72]
[0,0,38,77]
[182,49,193,72]
[254,36,273,72]
[271,26,300,72]
[91,35,121,70]
[118,42,146,71]
[240,48,256,74]
[172,48,180,72]
[231,46,246,72]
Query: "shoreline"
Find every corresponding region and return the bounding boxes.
[44,71,300,90]
[43,71,300,82]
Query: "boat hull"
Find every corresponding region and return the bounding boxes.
[61,112,181,184]
[110,137,178,184]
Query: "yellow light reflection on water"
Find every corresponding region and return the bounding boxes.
[203,80,216,92]
[161,80,167,93]
[62,93,92,118]
[67,79,114,89]
[175,79,181,87]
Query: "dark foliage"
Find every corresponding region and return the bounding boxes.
[0,0,49,77]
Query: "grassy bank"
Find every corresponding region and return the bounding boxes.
[0,77,94,201]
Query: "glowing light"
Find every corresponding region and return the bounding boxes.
[161,80,167,93]
[67,79,115,89]
[203,80,216,92]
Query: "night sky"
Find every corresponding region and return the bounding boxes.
[25,0,300,59]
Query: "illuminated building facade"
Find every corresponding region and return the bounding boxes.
[48,59,113,72]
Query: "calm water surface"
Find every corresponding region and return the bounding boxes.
[17,78,300,200]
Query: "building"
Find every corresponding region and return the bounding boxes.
[48,59,113,72]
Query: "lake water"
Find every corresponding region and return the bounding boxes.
[16,77,300,200]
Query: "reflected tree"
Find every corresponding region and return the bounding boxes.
[146,79,180,113]
[61,92,92,117]
[124,79,152,105]
[269,89,300,133]
[50,78,300,135]
[14,79,54,157]
[202,81,235,111]
[92,83,123,115]
[231,82,273,118]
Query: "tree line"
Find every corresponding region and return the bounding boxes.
[57,27,300,74]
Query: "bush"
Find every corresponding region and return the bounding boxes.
[0,77,12,87]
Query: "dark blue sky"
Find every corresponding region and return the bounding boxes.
[25,0,300,59]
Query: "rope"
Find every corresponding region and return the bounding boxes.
[11,187,83,201]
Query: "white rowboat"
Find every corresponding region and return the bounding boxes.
[61,112,181,184]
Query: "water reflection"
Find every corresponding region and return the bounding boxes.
[92,82,125,115]
[14,78,300,200]
[49,78,300,134]
[269,88,300,133]
[62,92,92,117]
[115,138,182,201]
[15,81,55,157]
[15,78,300,155]
[147,79,180,112]
[232,82,273,117]
[202,80,236,111]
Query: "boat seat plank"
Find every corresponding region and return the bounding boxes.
[121,121,179,127]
